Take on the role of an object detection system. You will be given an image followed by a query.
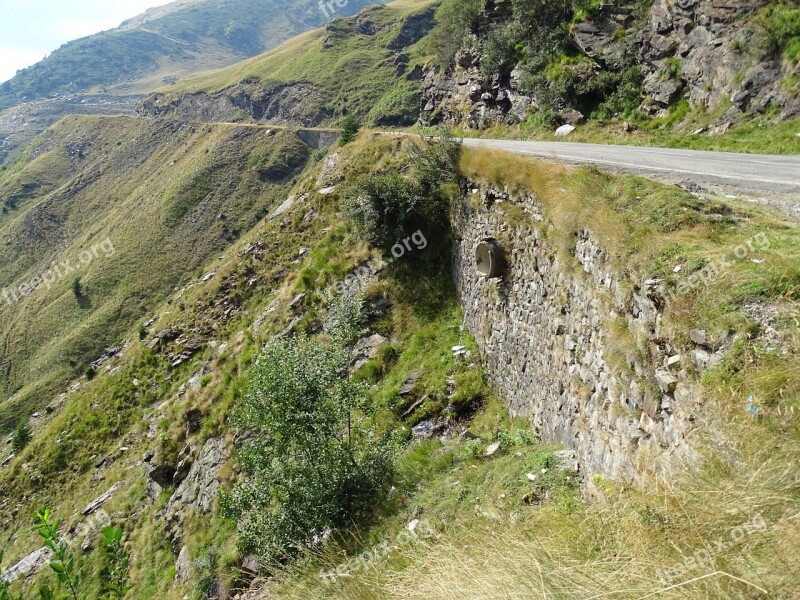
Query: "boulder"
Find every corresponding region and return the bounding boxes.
[350,333,389,373]
[399,371,423,396]
[655,370,678,394]
[411,420,436,439]
[175,546,191,583]
[554,124,576,138]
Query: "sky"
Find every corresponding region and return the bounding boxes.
[0,0,176,83]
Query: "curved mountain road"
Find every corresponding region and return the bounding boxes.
[461,138,800,213]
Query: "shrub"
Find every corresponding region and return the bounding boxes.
[221,297,393,565]
[11,418,30,454]
[344,133,461,252]
[339,115,361,146]
[408,128,463,192]
[343,174,430,251]
[429,0,484,67]
[194,547,219,597]
[71,277,82,298]
[480,22,527,77]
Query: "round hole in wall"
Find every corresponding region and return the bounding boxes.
[476,239,505,278]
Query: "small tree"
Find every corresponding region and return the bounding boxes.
[221,296,393,564]
[11,418,30,454]
[339,115,361,146]
[34,509,82,600]
[100,526,130,599]
[71,277,82,299]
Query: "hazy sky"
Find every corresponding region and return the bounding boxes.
[0,0,175,83]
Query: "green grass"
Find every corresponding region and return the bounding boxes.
[153,0,437,126]
[1,132,799,600]
[0,117,309,432]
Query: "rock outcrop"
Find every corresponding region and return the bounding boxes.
[161,437,228,548]
[421,0,799,129]
[138,82,335,127]
[639,0,799,120]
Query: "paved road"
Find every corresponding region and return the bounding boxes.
[462,138,800,198]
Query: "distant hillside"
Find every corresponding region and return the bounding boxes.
[143,0,799,154]
[0,0,382,111]
[140,0,438,127]
[0,116,314,432]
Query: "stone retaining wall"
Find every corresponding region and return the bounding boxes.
[453,183,710,484]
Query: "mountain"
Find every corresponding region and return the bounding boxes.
[0,1,798,599]
[0,0,382,109]
[139,0,438,127]
[143,0,799,152]
[0,0,382,164]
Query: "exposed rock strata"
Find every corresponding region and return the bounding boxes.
[422,0,799,129]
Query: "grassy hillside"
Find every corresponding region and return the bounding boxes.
[0,116,312,432]
[0,0,382,110]
[142,0,800,154]
[0,1,796,598]
[0,130,797,599]
[145,0,438,126]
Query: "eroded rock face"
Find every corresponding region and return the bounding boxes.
[138,82,334,127]
[421,0,798,129]
[421,55,533,129]
[453,183,715,484]
[161,437,228,547]
[638,0,799,119]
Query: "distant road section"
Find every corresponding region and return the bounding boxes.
[462,139,800,199]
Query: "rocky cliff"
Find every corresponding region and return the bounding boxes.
[421,0,800,130]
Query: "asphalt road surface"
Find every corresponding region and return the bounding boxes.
[462,138,800,201]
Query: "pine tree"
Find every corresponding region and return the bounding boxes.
[11,418,30,454]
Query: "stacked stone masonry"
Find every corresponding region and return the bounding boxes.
[453,183,707,484]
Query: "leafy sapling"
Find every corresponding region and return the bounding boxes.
[34,509,82,600]
[100,526,130,599]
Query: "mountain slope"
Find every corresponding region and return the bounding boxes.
[0,0,382,110]
[0,2,798,599]
[141,0,799,154]
[0,0,384,165]
[0,116,314,432]
[140,0,438,127]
